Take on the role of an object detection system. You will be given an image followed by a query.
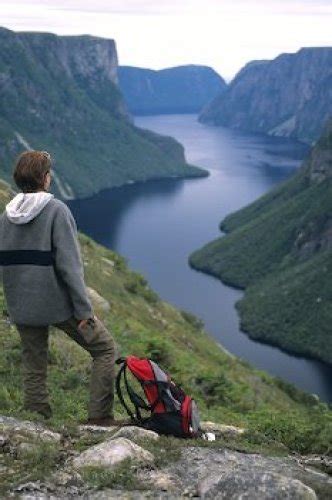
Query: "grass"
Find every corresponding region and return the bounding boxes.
[80,459,147,491]
[0,177,331,497]
[1,225,331,456]
[0,440,61,496]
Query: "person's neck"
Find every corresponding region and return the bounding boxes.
[25,189,47,193]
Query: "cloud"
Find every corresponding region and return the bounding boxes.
[3,0,332,16]
[1,0,331,81]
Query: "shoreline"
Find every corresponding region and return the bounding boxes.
[189,257,332,370]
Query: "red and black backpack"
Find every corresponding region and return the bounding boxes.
[116,356,201,438]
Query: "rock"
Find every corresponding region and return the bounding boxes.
[300,455,332,475]
[87,490,159,499]
[199,470,317,499]
[13,480,55,494]
[72,437,154,469]
[111,426,159,442]
[0,434,9,450]
[198,48,332,144]
[0,415,61,443]
[51,469,83,488]
[86,287,111,313]
[138,469,183,494]
[78,424,118,435]
[145,305,168,327]
[101,257,115,268]
[200,421,245,437]
[141,447,331,499]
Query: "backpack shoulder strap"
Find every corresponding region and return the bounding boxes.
[116,358,150,423]
[115,361,136,422]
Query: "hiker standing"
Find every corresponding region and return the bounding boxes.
[0,150,121,426]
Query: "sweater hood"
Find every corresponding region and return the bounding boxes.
[5,192,54,224]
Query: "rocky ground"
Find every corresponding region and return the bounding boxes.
[0,415,331,499]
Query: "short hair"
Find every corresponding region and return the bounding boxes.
[13,150,52,193]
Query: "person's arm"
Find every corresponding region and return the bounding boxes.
[52,203,94,321]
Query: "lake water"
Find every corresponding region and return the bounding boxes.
[68,114,332,402]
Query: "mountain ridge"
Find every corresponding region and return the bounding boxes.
[199,47,332,144]
[0,27,207,200]
[118,64,226,115]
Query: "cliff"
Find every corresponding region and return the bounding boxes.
[118,64,227,115]
[0,27,207,200]
[199,47,332,144]
[189,121,332,363]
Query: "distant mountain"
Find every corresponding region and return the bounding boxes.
[118,65,226,115]
[189,120,332,364]
[199,48,332,144]
[0,27,207,200]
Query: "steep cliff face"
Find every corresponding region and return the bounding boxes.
[189,121,332,363]
[199,48,332,144]
[0,27,206,199]
[118,64,227,115]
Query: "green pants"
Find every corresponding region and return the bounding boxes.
[15,315,116,419]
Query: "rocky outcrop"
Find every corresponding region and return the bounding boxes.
[72,437,154,469]
[1,415,331,499]
[306,120,332,183]
[141,447,326,499]
[118,64,227,115]
[0,415,61,443]
[199,47,332,144]
[86,286,111,314]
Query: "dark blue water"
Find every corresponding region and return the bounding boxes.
[68,114,332,402]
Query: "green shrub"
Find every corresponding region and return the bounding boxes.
[124,273,159,303]
[144,336,173,366]
[193,372,234,408]
[180,309,204,330]
[248,409,332,454]
[81,459,146,490]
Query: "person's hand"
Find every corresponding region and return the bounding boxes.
[77,315,96,330]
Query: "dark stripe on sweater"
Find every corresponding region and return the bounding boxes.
[0,250,54,266]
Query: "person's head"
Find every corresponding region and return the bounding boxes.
[13,150,52,193]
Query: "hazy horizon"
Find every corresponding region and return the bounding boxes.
[1,0,331,81]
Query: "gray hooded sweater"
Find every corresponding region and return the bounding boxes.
[0,191,93,326]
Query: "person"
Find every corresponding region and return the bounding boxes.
[0,150,125,426]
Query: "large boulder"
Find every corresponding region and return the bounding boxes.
[139,447,331,499]
[72,437,154,469]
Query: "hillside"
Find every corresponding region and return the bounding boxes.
[0,177,331,496]
[199,47,332,144]
[118,64,226,115]
[189,122,332,364]
[0,27,207,200]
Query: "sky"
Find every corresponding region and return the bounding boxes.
[1,0,331,81]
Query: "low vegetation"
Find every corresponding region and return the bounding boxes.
[189,122,332,363]
[0,177,331,495]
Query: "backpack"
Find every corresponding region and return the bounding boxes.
[116,356,201,438]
